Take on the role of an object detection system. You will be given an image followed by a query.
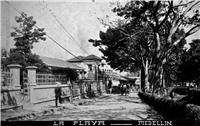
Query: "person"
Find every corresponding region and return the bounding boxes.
[121,84,127,96]
[121,83,129,96]
[108,80,113,94]
[54,82,62,107]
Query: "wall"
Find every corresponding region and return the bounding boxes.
[33,85,71,103]
[33,80,106,103]
[1,87,30,109]
[1,64,107,110]
[1,80,106,110]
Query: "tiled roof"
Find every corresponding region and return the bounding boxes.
[83,54,102,61]
[67,54,102,62]
[106,72,127,81]
[39,56,84,70]
[67,56,85,62]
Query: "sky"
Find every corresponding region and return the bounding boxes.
[1,0,200,62]
[1,0,123,61]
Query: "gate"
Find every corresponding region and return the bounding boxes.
[20,70,31,104]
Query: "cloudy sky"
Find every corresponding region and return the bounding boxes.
[2,0,123,60]
[1,0,199,61]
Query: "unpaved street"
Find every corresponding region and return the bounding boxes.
[29,92,164,120]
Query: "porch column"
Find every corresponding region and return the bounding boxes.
[26,66,37,103]
[8,64,22,87]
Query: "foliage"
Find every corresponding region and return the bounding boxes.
[10,12,46,54]
[177,39,200,86]
[109,0,200,90]
[163,29,187,86]
[138,92,200,121]
[1,12,49,73]
[89,17,153,72]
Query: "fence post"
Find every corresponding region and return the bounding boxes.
[8,64,22,88]
[26,66,37,103]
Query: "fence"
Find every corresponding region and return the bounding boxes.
[1,64,107,110]
[33,80,106,104]
[36,73,68,85]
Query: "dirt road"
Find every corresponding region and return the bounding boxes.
[29,92,164,120]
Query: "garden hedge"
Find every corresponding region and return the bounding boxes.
[138,92,200,121]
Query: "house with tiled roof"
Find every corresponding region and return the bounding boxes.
[83,54,102,61]
[67,56,85,62]
[67,54,103,80]
[39,56,85,80]
[40,56,83,70]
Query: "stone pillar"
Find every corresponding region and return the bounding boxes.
[8,64,22,87]
[26,66,37,103]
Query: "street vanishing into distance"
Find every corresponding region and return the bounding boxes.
[28,92,164,121]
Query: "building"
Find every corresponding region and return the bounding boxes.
[67,54,102,80]
[40,56,83,70]
[39,56,85,80]
[99,60,113,74]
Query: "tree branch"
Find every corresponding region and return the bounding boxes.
[182,1,200,17]
[174,0,195,8]
[174,24,200,45]
[158,1,173,30]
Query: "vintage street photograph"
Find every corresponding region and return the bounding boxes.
[1,0,200,126]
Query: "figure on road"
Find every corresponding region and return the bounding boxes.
[121,83,129,96]
[108,80,113,94]
[55,82,62,107]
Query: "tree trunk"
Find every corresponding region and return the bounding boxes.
[151,32,165,95]
[145,59,150,91]
[140,64,146,92]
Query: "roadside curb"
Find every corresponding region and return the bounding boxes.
[2,99,95,121]
[3,106,70,121]
[2,94,108,121]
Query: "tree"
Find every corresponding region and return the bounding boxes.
[89,17,154,92]
[10,12,46,54]
[6,12,48,72]
[2,12,50,89]
[91,0,200,94]
[163,29,187,86]
[177,39,200,88]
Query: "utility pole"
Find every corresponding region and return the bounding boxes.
[1,2,11,56]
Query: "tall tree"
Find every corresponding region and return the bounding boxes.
[89,17,154,92]
[90,0,200,94]
[2,12,49,73]
[108,0,199,93]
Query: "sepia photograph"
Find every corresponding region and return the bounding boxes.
[1,0,200,126]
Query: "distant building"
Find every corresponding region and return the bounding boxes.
[99,60,113,74]
[67,54,102,80]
